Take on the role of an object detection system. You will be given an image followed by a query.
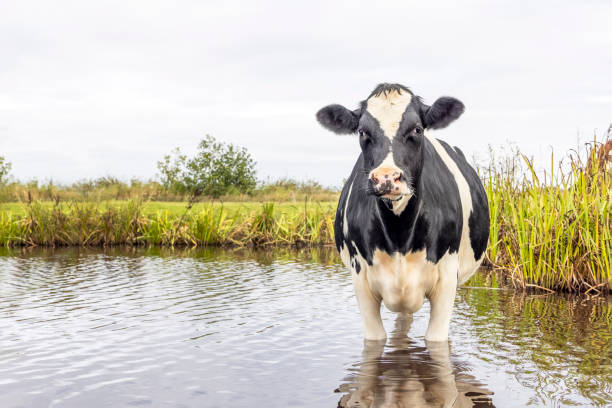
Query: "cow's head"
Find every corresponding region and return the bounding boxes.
[316,83,464,212]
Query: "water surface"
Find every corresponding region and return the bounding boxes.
[0,248,609,407]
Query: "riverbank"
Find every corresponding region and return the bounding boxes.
[0,144,610,293]
[0,200,337,248]
[0,192,609,294]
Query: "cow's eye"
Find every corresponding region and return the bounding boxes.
[411,126,423,136]
[358,129,372,147]
[403,126,422,144]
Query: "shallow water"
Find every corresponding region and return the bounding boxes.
[0,247,609,408]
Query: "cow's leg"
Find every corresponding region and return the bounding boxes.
[352,270,386,340]
[425,256,458,342]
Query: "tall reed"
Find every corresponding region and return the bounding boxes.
[484,140,611,293]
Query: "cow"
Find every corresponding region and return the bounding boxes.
[316,83,489,341]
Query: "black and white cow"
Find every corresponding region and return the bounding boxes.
[316,83,489,341]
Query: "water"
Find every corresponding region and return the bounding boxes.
[0,247,609,408]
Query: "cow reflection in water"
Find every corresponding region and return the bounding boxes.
[337,315,494,408]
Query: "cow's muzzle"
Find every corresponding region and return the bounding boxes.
[369,167,409,198]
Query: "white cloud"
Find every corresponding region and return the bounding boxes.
[585,96,612,105]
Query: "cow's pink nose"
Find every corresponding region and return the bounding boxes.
[370,167,403,185]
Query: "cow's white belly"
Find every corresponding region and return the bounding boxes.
[367,249,436,313]
[340,245,440,314]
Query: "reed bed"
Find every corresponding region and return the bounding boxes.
[0,200,336,249]
[483,140,611,293]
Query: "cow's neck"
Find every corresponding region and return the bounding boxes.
[369,144,424,252]
[374,190,422,251]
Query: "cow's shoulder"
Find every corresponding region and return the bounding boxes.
[419,138,464,224]
[430,137,490,261]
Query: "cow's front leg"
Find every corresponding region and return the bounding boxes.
[425,256,458,342]
[352,271,386,340]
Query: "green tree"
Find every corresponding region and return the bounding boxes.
[157,135,257,198]
[0,156,12,185]
[157,148,188,192]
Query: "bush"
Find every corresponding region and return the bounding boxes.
[157,135,257,198]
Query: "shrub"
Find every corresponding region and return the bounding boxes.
[157,135,257,198]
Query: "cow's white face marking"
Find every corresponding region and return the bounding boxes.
[369,152,413,215]
[366,90,413,141]
[366,90,414,215]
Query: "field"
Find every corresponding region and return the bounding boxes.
[0,200,337,218]
[0,178,340,204]
[0,200,337,248]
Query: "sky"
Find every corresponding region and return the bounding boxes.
[1,0,611,187]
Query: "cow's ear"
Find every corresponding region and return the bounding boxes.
[316,104,360,134]
[422,97,464,129]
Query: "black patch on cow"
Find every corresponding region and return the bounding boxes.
[357,111,392,173]
[422,97,465,130]
[316,104,361,134]
[415,140,463,260]
[454,146,466,160]
[438,142,490,260]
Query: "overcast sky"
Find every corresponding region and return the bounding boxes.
[1,0,611,186]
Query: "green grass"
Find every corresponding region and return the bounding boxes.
[0,200,337,248]
[0,177,340,203]
[0,200,337,217]
[483,142,611,293]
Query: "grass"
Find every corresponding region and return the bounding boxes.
[0,142,609,293]
[0,201,337,218]
[0,200,337,248]
[0,177,340,203]
[482,140,611,293]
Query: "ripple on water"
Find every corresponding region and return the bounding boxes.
[0,248,610,408]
